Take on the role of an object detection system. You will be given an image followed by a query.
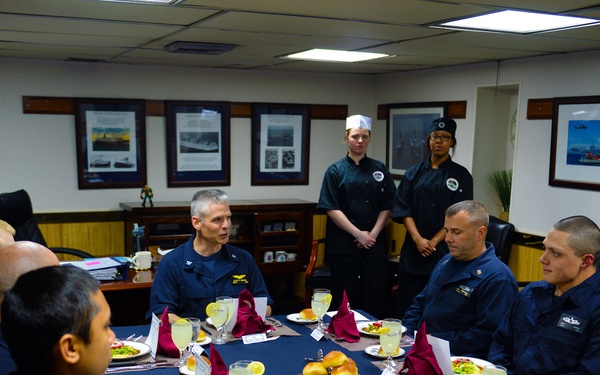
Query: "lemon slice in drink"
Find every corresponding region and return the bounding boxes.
[205,302,221,317]
[175,318,188,324]
[248,361,265,375]
[321,294,332,304]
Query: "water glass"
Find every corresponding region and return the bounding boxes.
[311,288,331,331]
[229,360,253,375]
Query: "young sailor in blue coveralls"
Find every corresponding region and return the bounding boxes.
[317,115,396,318]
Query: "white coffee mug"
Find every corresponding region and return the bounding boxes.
[263,251,274,263]
[286,253,297,261]
[275,251,287,262]
[132,250,152,270]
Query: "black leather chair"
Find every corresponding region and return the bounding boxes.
[487,215,515,265]
[304,238,333,307]
[0,189,94,258]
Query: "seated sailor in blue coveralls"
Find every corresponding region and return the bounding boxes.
[147,189,273,323]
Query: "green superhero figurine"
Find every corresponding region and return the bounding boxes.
[140,185,154,207]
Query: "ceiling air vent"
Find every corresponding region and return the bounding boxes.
[164,42,235,55]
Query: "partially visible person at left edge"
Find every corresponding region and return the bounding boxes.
[0,241,60,375]
[2,265,115,375]
[317,114,396,318]
[147,189,273,323]
[489,215,600,375]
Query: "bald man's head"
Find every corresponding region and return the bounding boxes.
[0,241,60,317]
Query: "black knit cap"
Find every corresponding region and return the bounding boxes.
[431,117,456,137]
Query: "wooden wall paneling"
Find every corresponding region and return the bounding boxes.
[39,221,124,259]
[22,96,347,120]
[507,244,544,283]
[526,98,553,119]
[377,101,467,120]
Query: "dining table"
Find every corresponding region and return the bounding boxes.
[108,310,412,375]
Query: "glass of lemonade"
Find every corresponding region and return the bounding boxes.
[171,318,193,366]
[216,296,234,340]
[380,318,402,371]
[311,288,332,331]
[229,360,253,375]
[482,365,508,375]
[207,303,228,345]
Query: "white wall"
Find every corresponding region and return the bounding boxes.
[375,50,600,235]
[0,59,376,212]
[3,50,600,235]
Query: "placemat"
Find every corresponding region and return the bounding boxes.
[105,337,180,374]
[201,319,301,344]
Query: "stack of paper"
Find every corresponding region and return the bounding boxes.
[61,257,128,281]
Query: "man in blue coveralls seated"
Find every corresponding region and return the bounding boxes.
[488,215,600,375]
[401,200,518,359]
[147,189,273,323]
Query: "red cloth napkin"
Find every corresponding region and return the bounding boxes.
[231,289,272,338]
[324,290,360,342]
[209,343,228,375]
[400,322,443,375]
[156,306,181,357]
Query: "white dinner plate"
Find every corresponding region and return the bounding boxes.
[179,364,194,375]
[357,321,408,336]
[286,313,317,324]
[450,356,494,374]
[364,345,405,359]
[196,335,212,346]
[111,341,151,360]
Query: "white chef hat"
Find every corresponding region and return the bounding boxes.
[345,115,372,131]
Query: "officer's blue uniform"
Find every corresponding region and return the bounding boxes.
[0,328,16,375]
[318,154,396,318]
[147,235,273,320]
[402,243,518,359]
[489,271,600,375]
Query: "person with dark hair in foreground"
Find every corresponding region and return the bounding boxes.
[489,215,600,375]
[1,266,115,375]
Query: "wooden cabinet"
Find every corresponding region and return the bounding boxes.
[120,199,315,275]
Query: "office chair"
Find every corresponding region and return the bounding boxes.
[0,189,94,258]
[304,238,333,307]
[487,215,515,265]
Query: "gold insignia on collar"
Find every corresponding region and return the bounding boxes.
[477,269,482,275]
[232,274,249,284]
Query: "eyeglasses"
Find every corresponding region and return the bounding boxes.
[430,134,452,142]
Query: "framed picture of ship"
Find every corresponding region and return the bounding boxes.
[74,98,147,189]
[251,103,310,185]
[550,95,600,191]
[165,101,231,187]
[386,102,448,179]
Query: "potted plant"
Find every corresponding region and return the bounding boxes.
[488,169,512,221]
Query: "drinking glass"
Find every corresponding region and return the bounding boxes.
[185,317,201,358]
[482,365,508,375]
[171,318,193,366]
[380,318,402,371]
[311,288,331,331]
[229,360,253,375]
[216,296,234,340]
[207,303,228,345]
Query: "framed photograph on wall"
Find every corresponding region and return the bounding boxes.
[386,102,448,178]
[550,95,600,191]
[251,103,311,185]
[165,101,231,187]
[74,98,146,189]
